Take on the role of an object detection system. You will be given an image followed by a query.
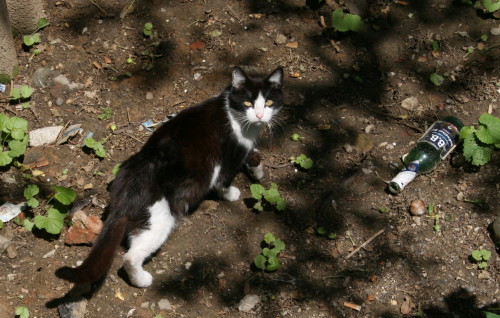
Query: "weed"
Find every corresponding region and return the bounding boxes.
[429,72,444,86]
[317,227,337,239]
[250,183,286,211]
[10,85,34,109]
[0,220,3,229]
[460,113,500,166]
[15,306,30,318]
[291,133,303,142]
[112,163,121,175]
[22,184,76,235]
[254,233,285,272]
[484,311,500,318]
[84,137,107,158]
[98,107,112,120]
[143,22,154,37]
[0,113,29,166]
[331,10,364,32]
[290,154,313,169]
[471,249,491,269]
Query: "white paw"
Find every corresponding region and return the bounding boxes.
[220,186,241,201]
[249,163,264,180]
[129,269,153,288]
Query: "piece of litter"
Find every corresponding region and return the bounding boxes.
[0,84,6,93]
[42,249,57,259]
[343,301,362,311]
[141,114,176,132]
[56,124,83,145]
[0,202,26,222]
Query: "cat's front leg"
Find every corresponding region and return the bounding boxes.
[246,148,264,180]
[217,185,241,201]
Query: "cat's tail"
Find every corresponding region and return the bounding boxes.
[55,215,128,284]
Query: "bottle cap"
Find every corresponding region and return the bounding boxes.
[388,170,417,194]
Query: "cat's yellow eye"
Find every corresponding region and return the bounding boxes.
[265,100,274,106]
[244,101,253,107]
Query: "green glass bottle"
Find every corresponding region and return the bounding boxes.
[388,116,464,194]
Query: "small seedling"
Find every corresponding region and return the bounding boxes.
[84,137,107,158]
[290,154,313,169]
[15,306,30,318]
[463,46,474,58]
[0,113,29,167]
[112,163,121,175]
[331,10,364,32]
[429,72,444,86]
[0,219,3,229]
[481,34,489,42]
[23,33,41,47]
[98,107,112,120]
[471,249,491,269]
[10,85,34,109]
[460,113,500,166]
[32,185,76,235]
[291,133,303,142]
[431,40,441,52]
[250,183,286,211]
[254,233,285,272]
[143,22,154,37]
[317,227,337,239]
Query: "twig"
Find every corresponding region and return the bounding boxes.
[265,163,293,169]
[343,302,362,311]
[346,229,385,259]
[226,5,241,22]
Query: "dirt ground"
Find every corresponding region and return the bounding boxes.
[0,0,499,317]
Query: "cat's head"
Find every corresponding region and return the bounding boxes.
[226,66,284,125]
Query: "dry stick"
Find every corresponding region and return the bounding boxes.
[345,229,385,259]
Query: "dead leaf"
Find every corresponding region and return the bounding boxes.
[189,41,206,50]
[92,61,103,70]
[104,56,112,64]
[367,294,376,301]
[115,288,125,300]
[317,123,331,130]
[400,296,414,314]
[285,41,298,49]
[290,72,300,78]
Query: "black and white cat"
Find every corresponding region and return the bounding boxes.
[56,66,284,288]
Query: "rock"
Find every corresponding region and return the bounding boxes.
[401,96,419,111]
[491,215,500,246]
[491,27,500,36]
[274,34,287,45]
[29,126,64,147]
[158,298,171,310]
[0,235,12,254]
[354,133,373,152]
[145,92,154,100]
[238,294,260,313]
[477,270,490,280]
[5,244,17,259]
[64,210,103,245]
[58,298,88,318]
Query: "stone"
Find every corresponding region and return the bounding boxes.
[238,294,260,313]
[64,210,103,245]
[29,126,64,147]
[274,34,287,45]
[401,96,420,111]
[58,298,88,318]
[146,92,154,100]
[158,298,171,310]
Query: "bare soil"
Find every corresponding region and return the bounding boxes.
[0,0,499,317]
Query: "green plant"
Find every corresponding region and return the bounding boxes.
[15,306,30,318]
[23,33,41,47]
[291,133,303,142]
[331,10,364,32]
[31,185,76,235]
[429,72,444,86]
[112,163,121,175]
[143,22,154,37]
[24,184,40,208]
[290,154,313,169]
[484,311,500,318]
[460,114,500,166]
[317,227,337,239]
[84,137,107,158]
[471,249,491,269]
[0,113,29,166]
[98,107,112,120]
[0,219,3,229]
[250,183,286,211]
[254,233,285,272]
[10,85,34,109]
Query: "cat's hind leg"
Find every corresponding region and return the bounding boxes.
[123,198,176,288]
[217,185,241,201]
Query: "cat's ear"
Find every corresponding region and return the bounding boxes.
[232,67,248,89]
[267,67,283,88]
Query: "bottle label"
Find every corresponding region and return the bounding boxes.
[418,120,460,159]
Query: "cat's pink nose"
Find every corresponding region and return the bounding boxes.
[256,112,263,119]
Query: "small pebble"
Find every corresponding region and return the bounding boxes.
[158,298,171,310]
[274,34,287,45]
[145,92,154,100]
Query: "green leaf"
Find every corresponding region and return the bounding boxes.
[479,113,500,142]
[253,201,263,211]
[10,117,28,140]
[250,184,265,200]
[84,137,96,148]
[471,249,483,261]
[478,261,488,269]
[483,0,500,12]
[430,73,444,86]
[0,219,3,229]
[15,306,30,318]
[254,254,267,270]
[480,249,492,261]
[8,139,27,157]
[27,197,39,208]
[472,144,492,166]
[0,113,11,132]
[273,239,285,252]
[331,10,364,32]
[20,85,33,99]
[328,232,337,239]
[23,219,34,231]
[51,185,76,205]
[263,187,280,203]
[476,126,497,144]
[317,227,327,235]
[266,255,280,271]
[24,184,39,200]
[34,207,66,234]
[291,133,301,141]
[10,87,21,100]
[208,30,222,37]
[23,35,35,46]
[37,18,50,29]
[0,151,12,166]
[144,22,153,31]
[262,247,278,258]
[264,232,276,244]
[275,198,286,211]
[484,311,500,318]
[460,126,475,139]
[112,163,121,175]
